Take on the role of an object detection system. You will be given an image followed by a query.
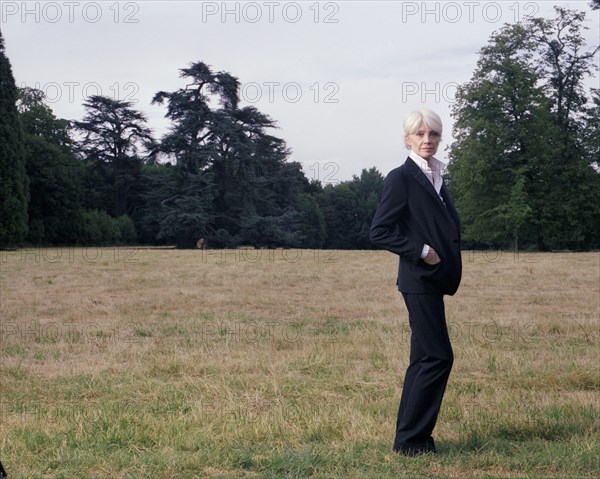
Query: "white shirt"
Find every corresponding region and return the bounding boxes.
[408,151,445,259]
[409,150,444,200]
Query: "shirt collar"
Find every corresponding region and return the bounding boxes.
[408,150,442,173]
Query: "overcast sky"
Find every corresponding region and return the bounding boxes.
[2,1,599,182]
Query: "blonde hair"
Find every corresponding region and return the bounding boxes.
[403,109,443,149]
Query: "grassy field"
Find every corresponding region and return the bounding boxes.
[0,248,598,478]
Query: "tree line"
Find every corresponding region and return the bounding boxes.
[2,54,384,249]
[1,6,598,251]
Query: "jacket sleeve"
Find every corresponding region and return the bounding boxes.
[369,169,422,264]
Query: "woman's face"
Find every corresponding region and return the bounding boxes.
[406,123,441,160]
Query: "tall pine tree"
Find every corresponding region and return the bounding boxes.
[152,61,306,248]
[0,29,29,247]
[74,95,153,217]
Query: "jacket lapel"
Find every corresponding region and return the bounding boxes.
[406,157,459,227]
[406,157,446,208]
[440,183,461,230]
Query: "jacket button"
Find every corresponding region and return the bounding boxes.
[453,239,458,243]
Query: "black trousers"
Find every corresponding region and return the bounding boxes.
[393,292,453,452]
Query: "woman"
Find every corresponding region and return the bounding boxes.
[370,109,462,455]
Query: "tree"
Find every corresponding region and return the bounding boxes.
[151,62,239,247]
[0,30,29,247]
[530,7,599,150]
[351,167,385,249]
[318,167,384,249]
[153,61,305,248]
[581,88,600,248]
[298,192,326,248]
[74,95,153,217]
[583,88,600,170]
[155,171,216,248]
[448,22,553,248]
[18,87,83,244]
[448,8,599,250]
[133,163,176,245]
[528,7,600,249]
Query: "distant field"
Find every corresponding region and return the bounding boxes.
[0,248,598,478]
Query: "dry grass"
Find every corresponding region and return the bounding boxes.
[0,248,598,478]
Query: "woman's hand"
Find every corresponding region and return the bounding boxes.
[424,247,441,265]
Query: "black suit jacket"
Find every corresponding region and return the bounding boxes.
[370,157,462,295]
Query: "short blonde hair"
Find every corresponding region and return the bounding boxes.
[403,109,443,149]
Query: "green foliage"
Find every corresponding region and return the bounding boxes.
[240,207,304,248]
[134,163,177,245]
[483,169,533,250]
[526,8,600,250]
[0,30,29,247]
[155,172,215,249]
[18,88,83,245]
[152,61,310,248]
[448,7,599,250]
[447,23,552,248]
[23,136,83,244]
[0,54,418,251]
[115,215,137,244]
[318,168,384,249]
[582,89,600,249]
[6,24,595,251]
[78,209,120,245]
[78,210,137,246]
[530,8,598,141]
[74,95,152,217]
[583,89,600,164]
[298,193,326,249]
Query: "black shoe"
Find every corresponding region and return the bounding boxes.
[393,445,436,456]
[393,438,436,456]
